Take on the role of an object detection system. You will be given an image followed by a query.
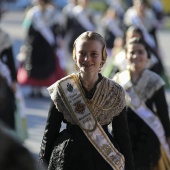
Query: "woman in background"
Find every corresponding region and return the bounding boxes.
[113,37,170,169]
[17,0,65,97]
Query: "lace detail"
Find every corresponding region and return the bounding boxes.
[48,74,126,125]
[48,140,70,170]
[113,69,164,102]
[133,69,164,102]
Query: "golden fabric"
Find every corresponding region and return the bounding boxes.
[154,146,170,170]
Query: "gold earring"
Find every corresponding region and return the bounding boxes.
[99,63,103,72]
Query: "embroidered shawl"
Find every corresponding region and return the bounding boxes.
[48,74,127,125]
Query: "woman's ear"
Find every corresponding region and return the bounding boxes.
[100,61,105,68]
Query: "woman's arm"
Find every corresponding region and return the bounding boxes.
[112,107,134,170]
[39,100,63,166]
[1,47,17,82]
[153,87,170,137]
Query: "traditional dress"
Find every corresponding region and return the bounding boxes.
[39,73,134,170]
[0,29,17,83]
[123,6,158,48]
[0,29,16,130]
[0,61,16,130]
[63,4,96,53]
[17,4,65,87]
[99,12,123,53]
[113,69,170,169]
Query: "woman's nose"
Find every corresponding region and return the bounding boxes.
[84,54,90,61]
[132,53,138,59]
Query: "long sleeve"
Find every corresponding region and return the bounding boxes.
[0,47,17,82]
[153,87,170,137]
[39,101,63,166]
[112,107,134,170]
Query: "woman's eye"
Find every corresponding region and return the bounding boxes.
[92,53,97,57]
[129,51,134,55]
[138,50,144,55]
[79,52,86,56]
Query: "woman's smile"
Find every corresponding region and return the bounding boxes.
[75,39,103,74]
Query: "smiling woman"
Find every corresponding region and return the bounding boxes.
[113,37,170,170]
[74,38,103,79]
[39,31,134,170]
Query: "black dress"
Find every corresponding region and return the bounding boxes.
[0,29,17,83]
[0,29,16,130]
[127,87,170,169]
[39,75,134,170]
[113,69,170,170]
[0,75,16,130]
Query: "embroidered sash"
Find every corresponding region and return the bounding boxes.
[115,71,170,160]
[58,74,125,170]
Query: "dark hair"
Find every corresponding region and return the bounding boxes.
[125,37,151,58]
[126,26,144,39]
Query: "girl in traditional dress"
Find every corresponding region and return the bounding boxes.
[0,60,16,130]
[39,31,134,170]
[102,26,162,79]
[63,0,96,54]
[0,27,17,130]
[113,37,170,169]
[17,0,65,97]
[124,0,159,48]
[99,7,123,56]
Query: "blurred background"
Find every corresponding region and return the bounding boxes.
[0,0,170,160]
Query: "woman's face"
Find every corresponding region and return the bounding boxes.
[75,39,103,74]
[126,43,148,72]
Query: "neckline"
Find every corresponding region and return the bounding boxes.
[79,73,103,99]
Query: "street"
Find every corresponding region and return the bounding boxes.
[1,10,170,160]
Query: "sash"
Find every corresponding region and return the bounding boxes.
[116,71,170,160]
[58,74,125,170]
[73,6,95,31]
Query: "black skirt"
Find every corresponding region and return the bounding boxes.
[48,124,120,170]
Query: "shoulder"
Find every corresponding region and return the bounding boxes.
[144,69,164,85]
[102,76,125,96]
[47,74,75,99]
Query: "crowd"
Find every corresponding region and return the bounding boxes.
[0,0,170,170]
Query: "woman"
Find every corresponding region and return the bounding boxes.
[0,28,17,93]
[17,0,65,97]
[113,37,170,169]
[0,60,16,130]
[124,0,159,48]
[99,7,123,56]
[39,31,134,170]
[62,0,96,54]
[0,28,17,130]
[103,26,164,79]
